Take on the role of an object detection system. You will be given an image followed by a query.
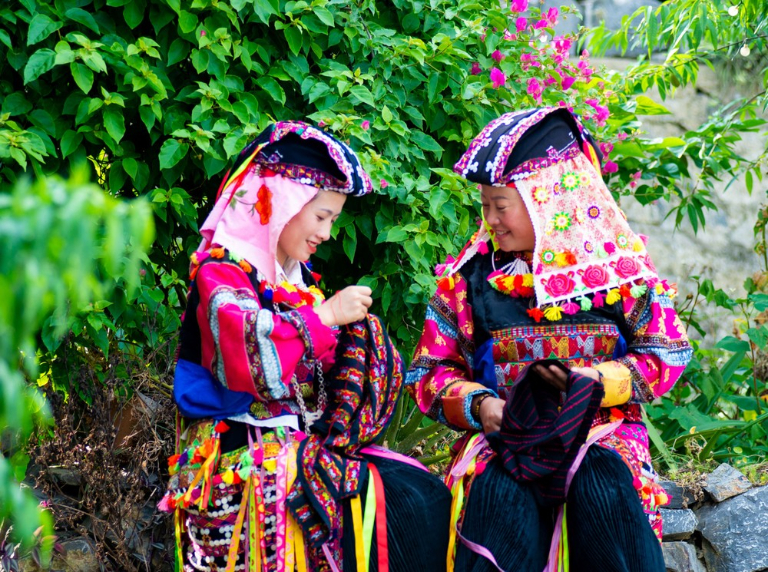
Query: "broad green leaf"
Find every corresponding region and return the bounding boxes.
[2,92,32,116]
[60,130,83,158]
[314,7,334,26]
[70,62,94,94]
[65,8,101,33]
[27,14,62,46]
[179,10,197,34]
[159,139,188,169]
[103,107,126,144]
[715,336,751,353]
[123,157,138,180]
[124,0,146,29]
[284,26,302,56]
[167,38,189,66]
[0,29,11,49]
[349,85,374,107]
[23,48,56,84]
[259,76,285,104]
[634,95,670,115]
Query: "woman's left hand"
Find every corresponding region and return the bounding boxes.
[533,364,600,392]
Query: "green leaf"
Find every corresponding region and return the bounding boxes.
[179,10,197,34]
[411,131,443,154]
[314,7,334,26]
[342,226,357,262]
[23,48,56,84]
[159,139,188,169]
[259,76,285,104]
[167,38,189,66]
[123,157,138,180]
[124,0,146,29]
[103,107,126,144]
[746,327,768,350]
[138,106,156,132]
[27,14,63,46]
[2,92,32,116]
[70,62,94,93]
[60,130,83,158]
[634,95,670,115]
[65,8,101,33]
[284,26,302,56]
[0,29,12,50]
[349,85,374,107]
[715,336,751,353]
[253,0,278,24]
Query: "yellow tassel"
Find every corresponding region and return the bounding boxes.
[222,469,234,485]
[544,305,563,321]
[522,274,534,287]
[633,240,644,252]
[606,288,622,305]
[555,252,570,267]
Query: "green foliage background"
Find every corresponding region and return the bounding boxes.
[1,0,768,560]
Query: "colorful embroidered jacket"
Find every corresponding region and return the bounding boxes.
[174,253,337,422]
[406,250,692,537]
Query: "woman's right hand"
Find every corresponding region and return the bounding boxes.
[477,396,505,434]
[315,285,373,327]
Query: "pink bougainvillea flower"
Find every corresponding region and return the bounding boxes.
[471,62,482,75]
[492,50,505,63]
[617,132,629,141]
[632,171,642,180]
[510,0,528,13]
[504,29,514,40]
[515,17,528,32]
[201,29,207,37]
[561,74,575,90]
[585,98,609,126]
[553,35,572,53]
[380,179,389,188]
[545,7,559,26]
[533,19,548,30]
[599,141,614,155]
[604,160,619,173]
[490,67,507,88]
[527,77,542,102]
[577,60,594,77]
[318,120,327,127]
[361,120,370,130]
[544,75,556,86]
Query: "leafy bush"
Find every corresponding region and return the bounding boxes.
[0,168,152,550]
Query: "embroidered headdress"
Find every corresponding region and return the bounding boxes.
[196,121,372,283]
[442,107,670,321]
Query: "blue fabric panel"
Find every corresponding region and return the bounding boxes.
[613,332,628,359]
[173,358,254,419]
[473,339,498,393]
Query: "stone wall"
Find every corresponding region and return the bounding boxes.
[661,464,768,572]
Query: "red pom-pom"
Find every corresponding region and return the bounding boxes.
[527,308,545,323]
[214,421,230,433]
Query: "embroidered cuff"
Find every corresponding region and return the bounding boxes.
[594,361,632,407]
[443,382,496,431]
[281,306,338,362]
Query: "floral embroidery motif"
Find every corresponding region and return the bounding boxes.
[542,272,576,297]
[255,184,272,224]
[560,172,579,191]
[584,241,594,253]
[552,212,572,231]
[541,249,556,265]
[574,206,585,224]
[616,233,629,249]
[587,205,601,219]
[533,186,550,204]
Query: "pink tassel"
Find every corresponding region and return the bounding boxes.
[592,291,605,308]
[562,301,580,315]
[477,241,489,255]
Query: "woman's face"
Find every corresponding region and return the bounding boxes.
[480,184,536,253]
[277,189,347,266]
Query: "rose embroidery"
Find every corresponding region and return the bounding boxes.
[614,256,640,278]
[543,272,576,297]
[580,264,609,289]
[255,184,273,225]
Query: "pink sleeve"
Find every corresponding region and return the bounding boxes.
[195,261,337,401]
[406,274,494,430]
[613,285,692,402]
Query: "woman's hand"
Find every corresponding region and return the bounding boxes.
[476,396,505,434]
[533,364,600,392]
[315,285,373,327]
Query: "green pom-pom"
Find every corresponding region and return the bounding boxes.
[579,296,593,311]
[630,283,648,298]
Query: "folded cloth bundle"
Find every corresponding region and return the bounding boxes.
[487,359,604,506]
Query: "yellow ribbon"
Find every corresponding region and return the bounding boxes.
[225,477,251,572]
[351,494,366,572]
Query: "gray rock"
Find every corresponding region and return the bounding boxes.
[660,479,696,509]
[696,485,768,572]
[704,463,752,502]
[47,466,82,487]
[663,541,706,572]
[660,508,698,541]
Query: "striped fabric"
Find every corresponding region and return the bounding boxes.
[488,360,603,506]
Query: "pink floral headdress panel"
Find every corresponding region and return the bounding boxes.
[514,152,658,307]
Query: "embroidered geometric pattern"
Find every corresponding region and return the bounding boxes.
[208,287,261,389]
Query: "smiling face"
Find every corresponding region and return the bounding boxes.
[276,189,347,266]
[480,184,536,253]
